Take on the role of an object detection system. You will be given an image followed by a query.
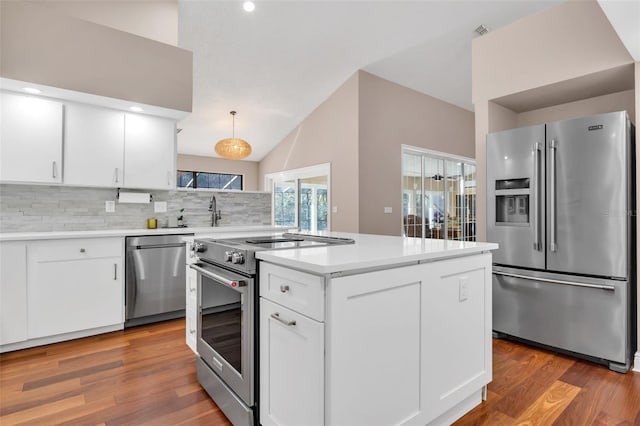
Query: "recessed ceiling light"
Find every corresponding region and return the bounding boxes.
[130,106,143,112]
[23,87,41,94]
[243,1,255,12]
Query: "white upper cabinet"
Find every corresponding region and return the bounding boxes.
[0,92,63,184]
[124,113,176,190]
[64,103,125,187]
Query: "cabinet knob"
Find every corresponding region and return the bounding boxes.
[80,248,86,253]
[280,285,290,293]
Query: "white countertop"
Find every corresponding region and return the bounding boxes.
[256,232,498,275]
[0,225,284,241]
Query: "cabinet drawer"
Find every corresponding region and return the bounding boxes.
[260,262,324,321]
[30,237,123,262]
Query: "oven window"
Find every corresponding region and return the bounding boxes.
[201,276,243,373]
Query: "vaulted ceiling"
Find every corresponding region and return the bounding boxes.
[176,0,637,161]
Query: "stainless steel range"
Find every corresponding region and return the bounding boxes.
[189,233,354,426]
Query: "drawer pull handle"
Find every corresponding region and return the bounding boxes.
[279,285,290,293]
[80,248,86,253]
[271,312,296,327]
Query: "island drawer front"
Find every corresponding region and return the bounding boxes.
[29,237,123,262]
[260,262,325,321]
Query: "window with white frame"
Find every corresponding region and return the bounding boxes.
[265,163,330,232]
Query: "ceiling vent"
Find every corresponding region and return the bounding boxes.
[475,25,490,36]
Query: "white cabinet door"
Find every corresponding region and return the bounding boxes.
[124,113,176,190]
[27,238,124,339]
[64,103,124,187]
[260,298,324,426]
[0,242,28,345]
[0,92,63,183]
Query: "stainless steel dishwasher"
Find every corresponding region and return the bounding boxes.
[125,234,193,327]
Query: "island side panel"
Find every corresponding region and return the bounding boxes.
[326,252,492,426]
[326,264,424,426]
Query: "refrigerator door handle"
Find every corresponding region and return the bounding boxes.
[493,271,615,291]
[533,143,542,251]
[549,139,558,252]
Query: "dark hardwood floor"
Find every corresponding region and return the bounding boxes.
[1,319,638,425]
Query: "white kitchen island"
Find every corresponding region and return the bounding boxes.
[256,233,498,426]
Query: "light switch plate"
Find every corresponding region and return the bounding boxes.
[105,200,115,213]
[384,207,392,214]
[154,201,167,213]
[332,206,338,214]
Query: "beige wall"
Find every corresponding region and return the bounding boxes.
[358,71,475,236]
[517,89,635,127]
[472,0,632,104]
[258,73,360,232]
[177,154,260,191]
[258,71,475,235]
[29,0,178,46]
[0,1,192,112]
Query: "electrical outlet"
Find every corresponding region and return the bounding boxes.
[154,201,167,213]
[105,201,115,213]
[384,207,392,214]
[459,277,469,302]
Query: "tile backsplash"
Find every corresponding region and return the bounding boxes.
[0,184,272,232]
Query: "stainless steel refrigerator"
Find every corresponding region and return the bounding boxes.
[487,111,636,372]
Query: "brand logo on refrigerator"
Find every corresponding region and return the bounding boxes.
[588,124,603,131]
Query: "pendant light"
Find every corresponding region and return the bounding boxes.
[215,111,252,160]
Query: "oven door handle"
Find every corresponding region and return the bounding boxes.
[190,263,247,289]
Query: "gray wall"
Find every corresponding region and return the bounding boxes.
[0,184,271,232]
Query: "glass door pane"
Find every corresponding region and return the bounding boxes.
[273,180,296,227]
[299,176,328,232]
[462,164,477,241]
[445,160,463,241]
[424,157,444,239]
[402,153,423,237]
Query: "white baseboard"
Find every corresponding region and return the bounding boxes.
[0,323,123,353]
[634,352,640,373]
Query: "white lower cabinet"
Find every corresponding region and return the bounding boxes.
[260,298,324,426]
[0,242,28,345]
[27,238,124,339]
[260,253,492,426]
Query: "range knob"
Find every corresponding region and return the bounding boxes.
[231,252,245,265]
[193,242,207,253]
[224,251,233,262]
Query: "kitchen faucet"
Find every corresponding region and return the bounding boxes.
[209,195,221,227]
